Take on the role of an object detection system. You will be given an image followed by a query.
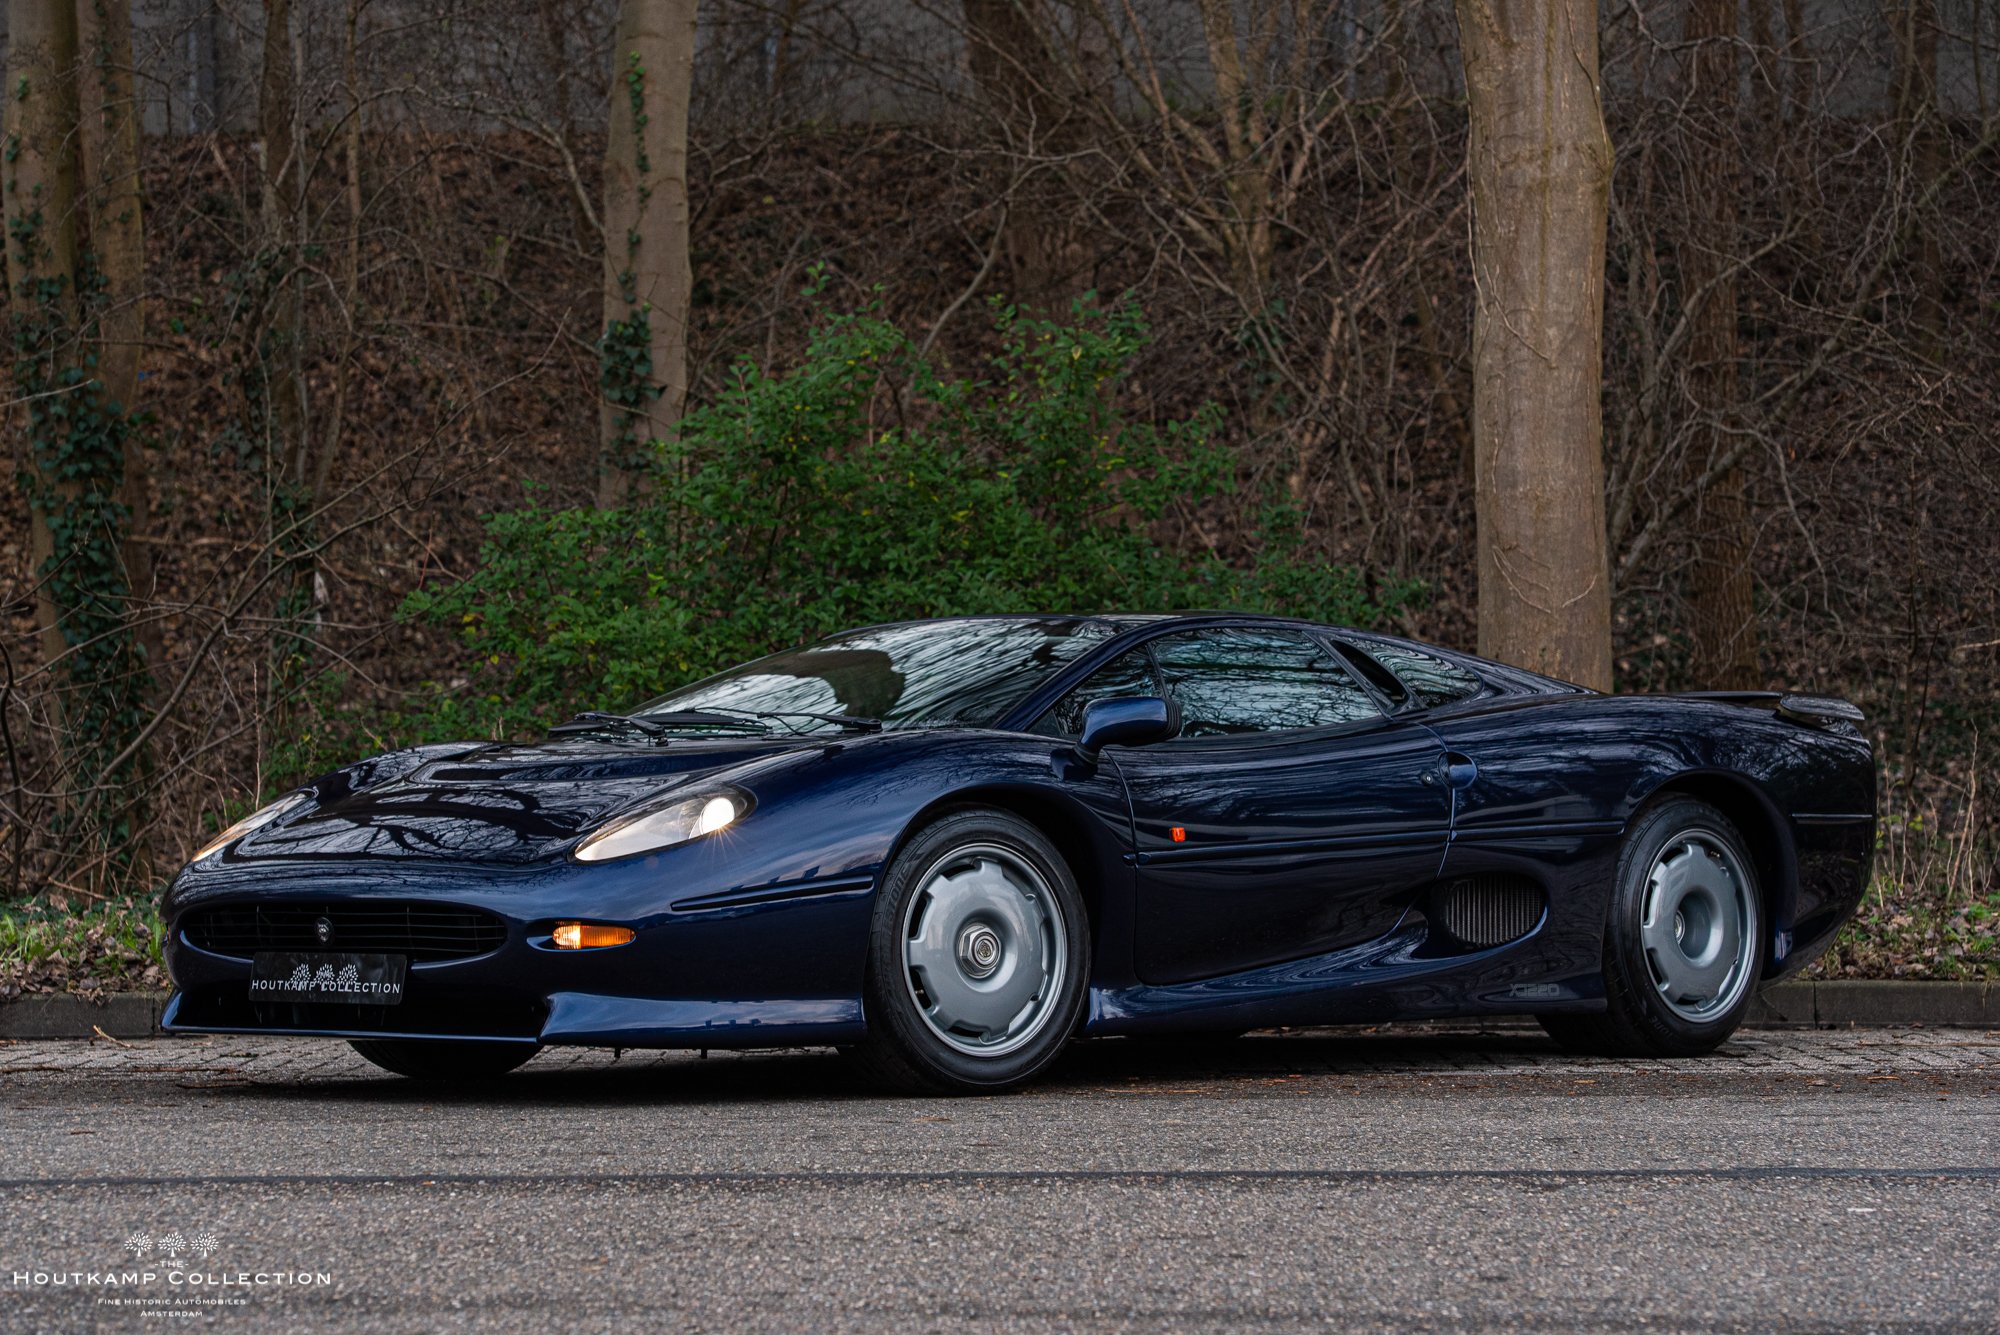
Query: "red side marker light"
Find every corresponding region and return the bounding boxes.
[1170,826,1186,843]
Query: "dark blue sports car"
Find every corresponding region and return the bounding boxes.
[161,614,1875,1092]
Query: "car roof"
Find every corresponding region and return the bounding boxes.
[843,611,1350,634]
[814,613,1580,731]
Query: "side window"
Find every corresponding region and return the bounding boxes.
[1029,651,1157,739]
[1151,628,1381,738]
[1360,642,1487,709]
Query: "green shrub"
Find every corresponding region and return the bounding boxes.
[385,297,1412,746]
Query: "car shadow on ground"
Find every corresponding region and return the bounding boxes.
[201,1025,1604,1108]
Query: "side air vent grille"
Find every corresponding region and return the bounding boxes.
[1430,876,1546,950]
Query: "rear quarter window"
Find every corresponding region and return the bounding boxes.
[1358,643,1489,710]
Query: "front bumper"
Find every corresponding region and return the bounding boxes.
[163,859,875,1049]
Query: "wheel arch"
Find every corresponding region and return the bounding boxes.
[884,783,1120,939]
[1637,769,1800,976]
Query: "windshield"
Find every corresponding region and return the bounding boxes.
[632,618,1115,732]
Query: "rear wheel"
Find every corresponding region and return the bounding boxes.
[1541,797,1764,1057]
[349,1038,539,1081]
[848,808,1089,1094]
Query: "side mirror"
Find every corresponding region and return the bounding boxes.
[1078,696,1178,763]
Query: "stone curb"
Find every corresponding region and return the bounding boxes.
[1745,979,1997,1029]
[1,981,1995,1041]
[0,991,169,1039]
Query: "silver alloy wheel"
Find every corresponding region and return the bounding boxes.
[1640,830,1756,1022]
[900,843,1069,1058]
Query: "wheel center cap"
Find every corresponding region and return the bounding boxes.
[957,924,1002,979]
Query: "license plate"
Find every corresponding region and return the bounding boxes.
[251,952,407,1005]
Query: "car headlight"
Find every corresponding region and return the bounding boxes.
[573,791,743,862]
[194,791,311,862]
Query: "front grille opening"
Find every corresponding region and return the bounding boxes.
[183,901,507,963]
[1426,875,1547,951]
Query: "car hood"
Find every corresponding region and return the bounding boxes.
[227,735,816,866]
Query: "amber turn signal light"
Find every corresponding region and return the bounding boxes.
[552,922,635,950]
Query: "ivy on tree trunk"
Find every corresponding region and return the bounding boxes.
[598,0,697,510]
[4,0,152,880]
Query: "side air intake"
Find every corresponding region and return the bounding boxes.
[1429,876,1546,950]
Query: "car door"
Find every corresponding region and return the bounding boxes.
[1333,637,1621,970]
[1105,627,1454,986]
[1339,636,1618,866]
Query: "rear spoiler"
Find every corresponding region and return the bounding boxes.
[1676,690,1865,728]
[1775,694,1866,727]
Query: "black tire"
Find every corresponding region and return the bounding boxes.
[1540,797,1765,1057]
[848,807,1089,1095]
[349,1038,539,1081]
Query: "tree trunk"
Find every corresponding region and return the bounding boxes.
[961,0,1077,305]
[1456,0,1615,690]
[538,0,594,253]
[1891,0,1944,348]
[254,0,325,718]
[1679,0,1759,689]
[598,0,698,510]
[7,0,153,873]
[75,0,162,683]
[1382,0,1472,484]
[259,0,306,494]
[1783,0,1813,120]
[1196,0,1275,307]
[3,0,83,683]
[1747,0,1778,130]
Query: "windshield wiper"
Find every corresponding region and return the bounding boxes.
[550,710,671,738]
[645,710,776,730]
[698,707,883,734]
[549,710,768,739]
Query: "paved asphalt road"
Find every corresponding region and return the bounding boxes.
[2,1026,1997,1332]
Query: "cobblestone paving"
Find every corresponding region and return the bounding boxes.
[4,1023,1996,1085]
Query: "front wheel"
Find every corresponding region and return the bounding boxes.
[848,808,1089,1094]
[349,1038,539,1081]
[1541,797,1764,1057]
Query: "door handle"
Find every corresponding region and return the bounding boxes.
[1442,752,1478,789]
